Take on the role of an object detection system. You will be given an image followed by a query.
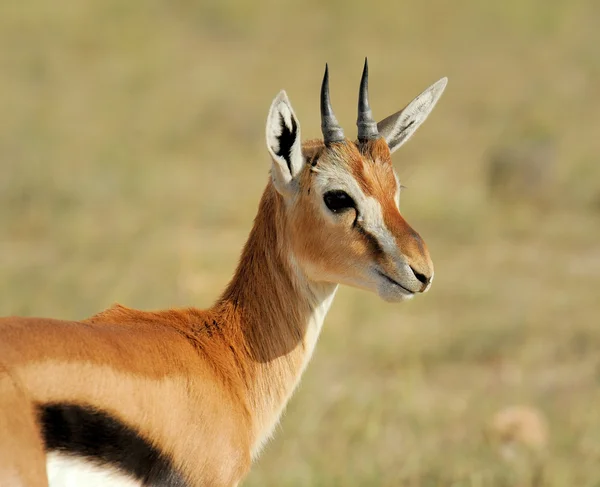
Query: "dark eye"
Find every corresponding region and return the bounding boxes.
[323,190,355,213]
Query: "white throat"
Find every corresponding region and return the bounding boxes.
[301,282,338,367]
[250,275,337,457]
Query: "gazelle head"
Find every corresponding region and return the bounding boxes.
[266,59,447,302]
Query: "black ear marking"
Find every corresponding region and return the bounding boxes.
[387,120,415,149]
[275,112,298,175]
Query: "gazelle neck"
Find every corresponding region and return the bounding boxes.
[217,182,337,454]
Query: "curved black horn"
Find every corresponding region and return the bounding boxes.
[320,64,345,145]
[357,57,379,142]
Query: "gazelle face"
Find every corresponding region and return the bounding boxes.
[289,138,432,302]
[266,60,447,302]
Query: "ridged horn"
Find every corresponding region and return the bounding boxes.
[357,57,379,142]
[320,64,345,145]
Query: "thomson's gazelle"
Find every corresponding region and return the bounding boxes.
[0,59,447,486]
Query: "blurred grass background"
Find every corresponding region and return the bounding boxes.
[1,0,600,485]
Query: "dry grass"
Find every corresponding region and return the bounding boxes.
[1,0,600,485]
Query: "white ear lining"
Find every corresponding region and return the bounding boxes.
[377,77,447,153]
[265,91,303,194]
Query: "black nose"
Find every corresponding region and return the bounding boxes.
[410,266,431,286]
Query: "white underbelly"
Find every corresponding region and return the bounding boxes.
[46,453,141,487]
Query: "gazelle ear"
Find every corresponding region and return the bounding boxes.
[266,91,303,195]
[377,77,447,154]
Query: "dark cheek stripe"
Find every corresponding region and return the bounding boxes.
[355,222,384,258]
[38,403,188,487]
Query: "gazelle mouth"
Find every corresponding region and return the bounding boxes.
[375,270,415,295]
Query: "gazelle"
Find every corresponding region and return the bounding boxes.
[0,59,447,487]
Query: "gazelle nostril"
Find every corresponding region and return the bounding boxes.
[410,266,430,285]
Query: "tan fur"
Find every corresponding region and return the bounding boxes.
[0,131,433,485]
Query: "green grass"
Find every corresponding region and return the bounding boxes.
[1,0,600,484]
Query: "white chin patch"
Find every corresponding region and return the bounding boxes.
[47,453,141,487]
[378,284,415,303]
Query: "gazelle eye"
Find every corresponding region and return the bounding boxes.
[323,190,355,213]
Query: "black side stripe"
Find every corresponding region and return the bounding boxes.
[38,403,188,487]
[275,112,298,175]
